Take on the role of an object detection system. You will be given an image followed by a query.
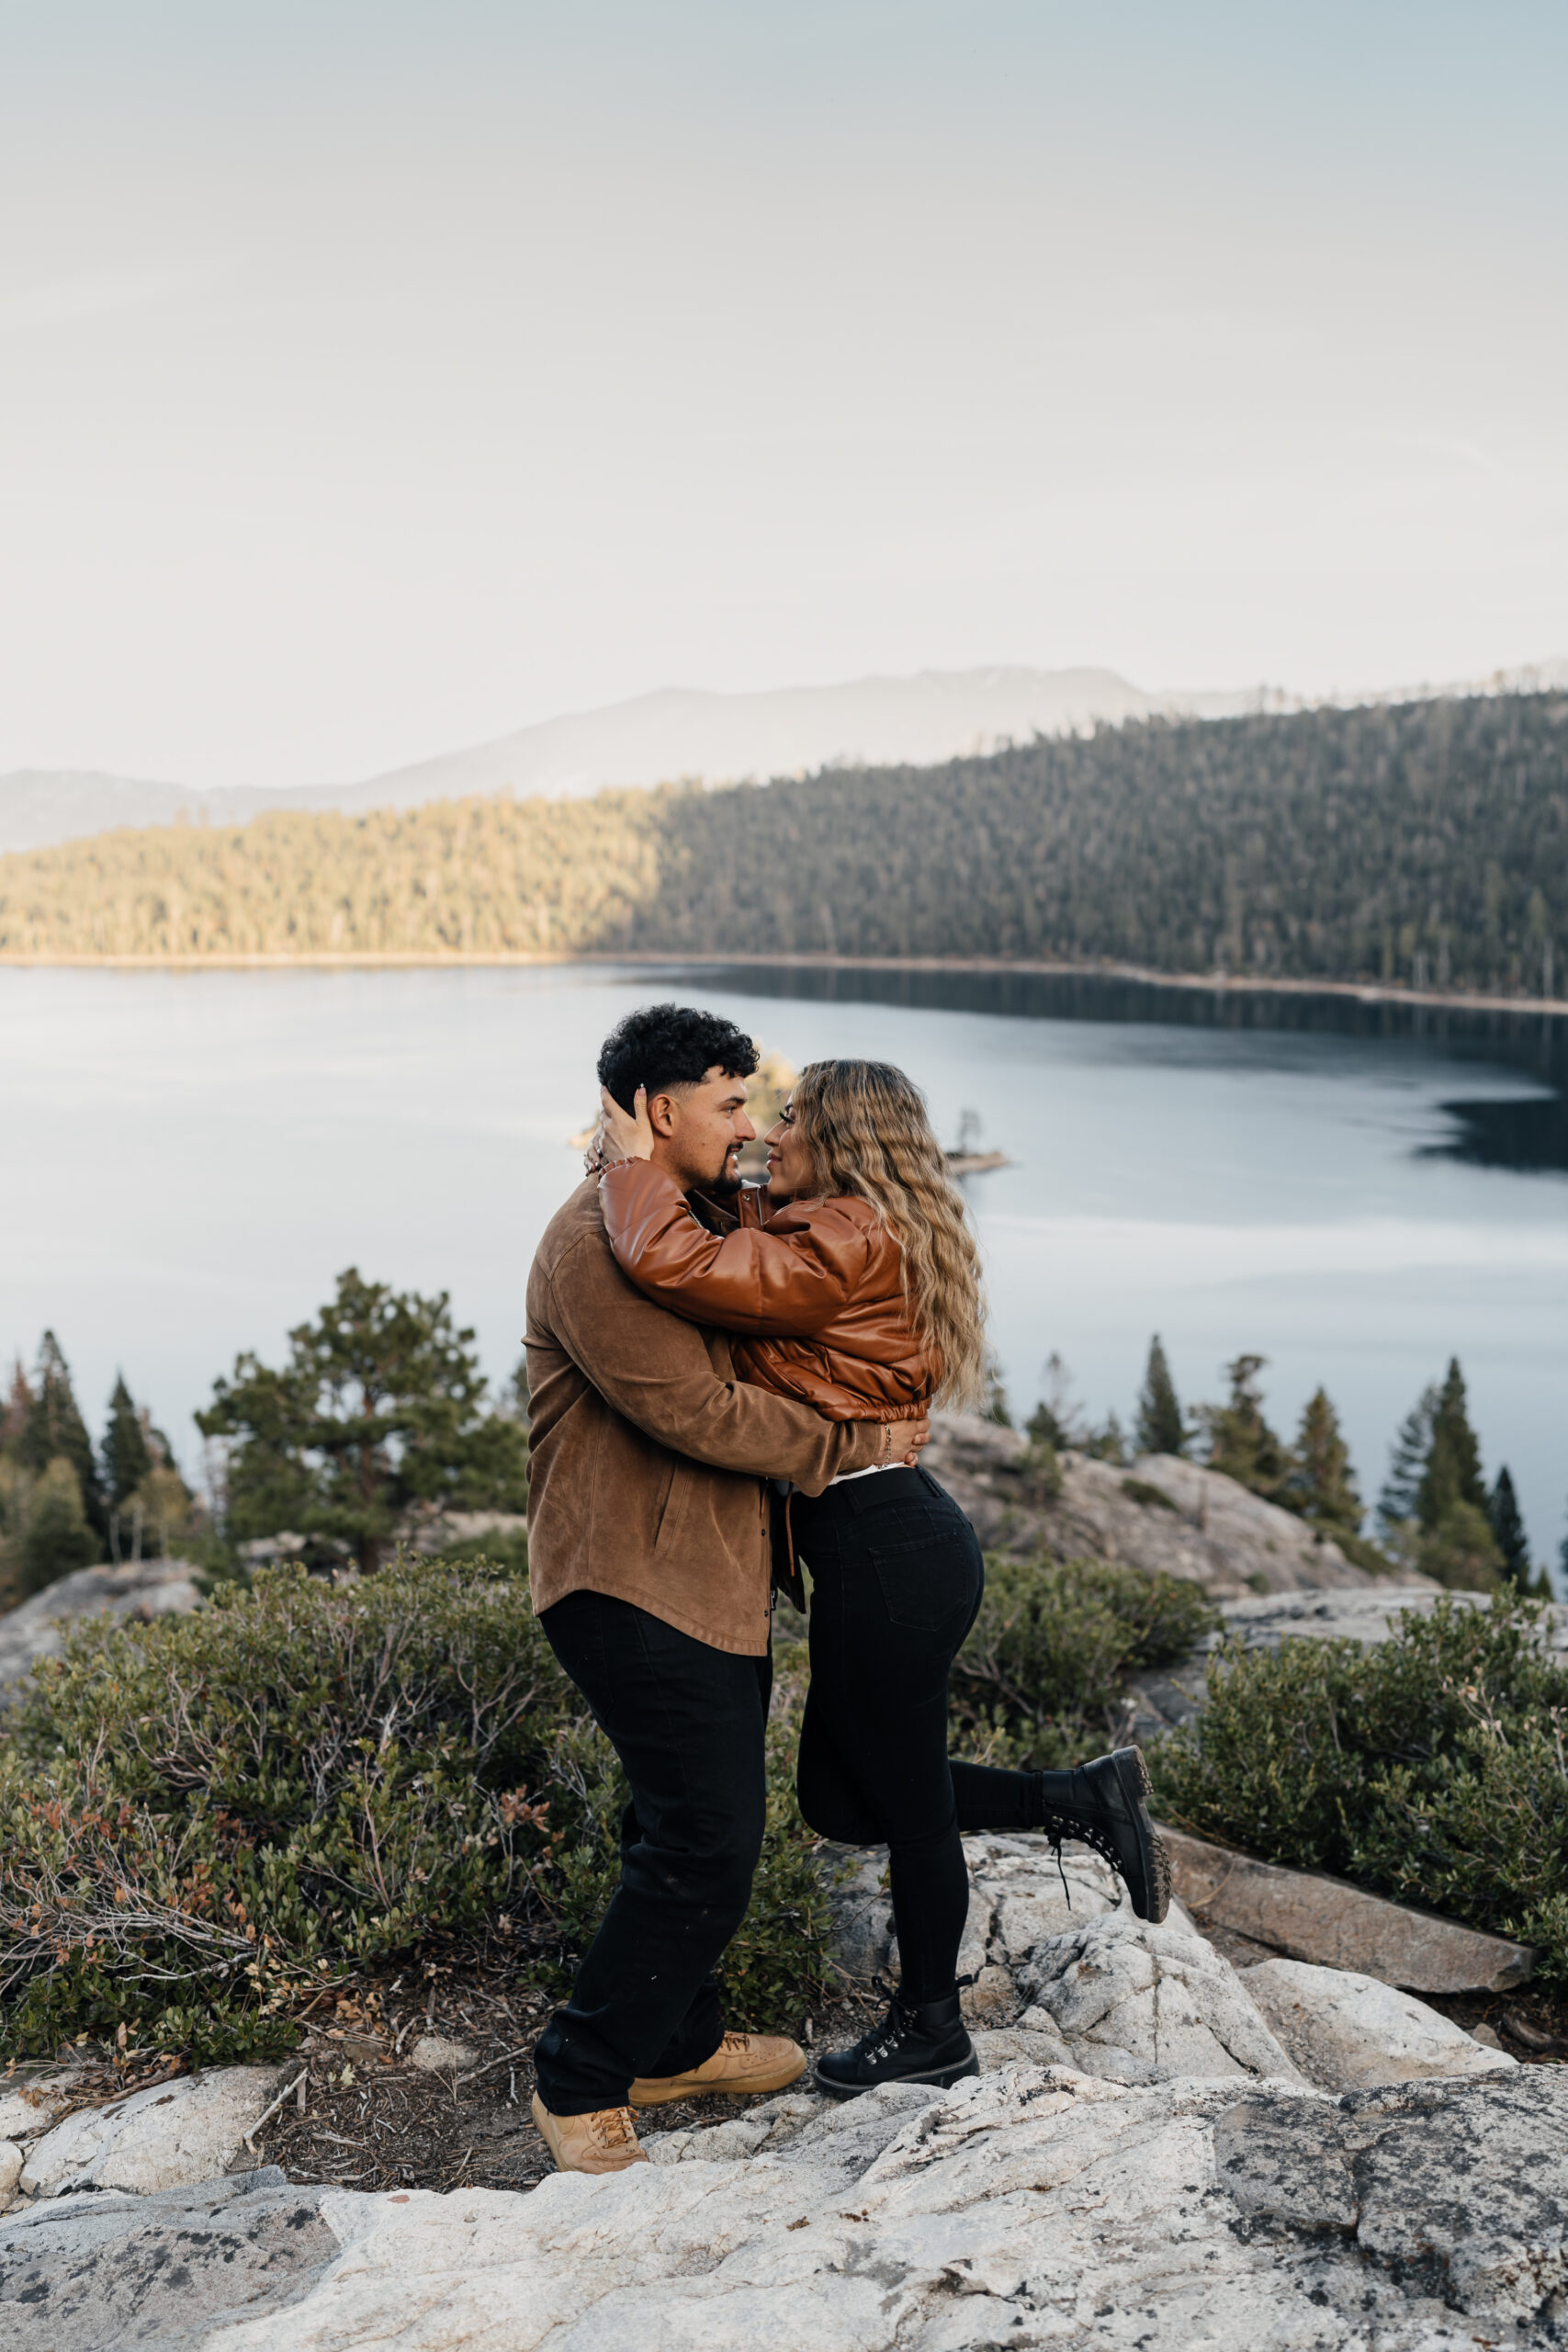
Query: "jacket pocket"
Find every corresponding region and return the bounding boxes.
[868,1510,982,1633]
[652,1458,694,1555]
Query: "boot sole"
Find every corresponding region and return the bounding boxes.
[812,2052,979,2102]
[628,2051,808,2107]
[1110,1747,1172,1925]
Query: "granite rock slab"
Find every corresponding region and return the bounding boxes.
[183,2063,1568,2351]
[1241,1958,1517,2090]
[1159,1824,1536,1991]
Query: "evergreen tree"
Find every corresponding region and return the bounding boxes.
[101,1374,152,1509]
[1026,1353,1085,1451]
[1378,1383,1438,1532]
[1287,1387,1362,1531]
[1,1361,32,1457]
[1417,1359,1489,1528]
[1134,1335,1186,1457]
[983,1360,1012,1427]
[1487,1467,1533,1593]
[17,1333,106,1541]
[19,1457,99,1596]
[197,1268,531,1574]
[1199,1355,1289,1502]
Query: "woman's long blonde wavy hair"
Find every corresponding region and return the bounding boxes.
[790,1058,988,1408]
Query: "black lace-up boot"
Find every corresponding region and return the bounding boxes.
[813,1989,978,2101]
[1034,1746,1171,1923]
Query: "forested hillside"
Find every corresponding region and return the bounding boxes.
[3,692,1565,994]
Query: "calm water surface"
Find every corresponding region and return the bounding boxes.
[3,963,1565,1567]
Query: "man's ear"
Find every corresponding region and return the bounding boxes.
[644,1089,682,1140]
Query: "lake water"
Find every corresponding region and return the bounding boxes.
[3,962,1565,1572]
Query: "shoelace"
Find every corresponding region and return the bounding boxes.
[1043,1808,1126,1894]
[591,2105,640,2152]
[718,2031,752,2056]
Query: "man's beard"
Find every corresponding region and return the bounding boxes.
[705,1144,744,1197]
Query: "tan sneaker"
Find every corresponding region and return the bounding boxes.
[629,2030,807,2108]
[530,2092,649,2174]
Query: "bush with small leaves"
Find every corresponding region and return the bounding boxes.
[1149,1593,1568,1980]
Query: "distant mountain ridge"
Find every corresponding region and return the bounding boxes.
[4,657,1566,855]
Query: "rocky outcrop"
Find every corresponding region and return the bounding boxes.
[13,2066,1563,2350]
[925,1414,1377,1600]
[0,2166,346,2352]
[1241,1959,1517,2090]
[17,2068,284,2199]
[1014,1915,1303,2084]
[0,1558,202,1706]
[1158,1824,1537,1992]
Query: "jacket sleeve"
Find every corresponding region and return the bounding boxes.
[546,1227,885,1491]
[600,1161,873,1338]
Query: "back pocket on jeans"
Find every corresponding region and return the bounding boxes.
[868,1519,980,1632]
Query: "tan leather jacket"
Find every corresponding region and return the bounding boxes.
[600,1160,938,1423]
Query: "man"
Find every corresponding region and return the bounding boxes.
[525,1003,928,2174]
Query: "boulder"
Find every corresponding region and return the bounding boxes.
[158,2063,1568,2350]
[1241,1959,1517,2091]
[1014,1914,1303,2084]
[0,2143,21,2199]
[0,1559,203,1707]
[1158,1823,1536,1992]
[19,2067,282,2199]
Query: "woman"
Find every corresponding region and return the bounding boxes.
[596,1057,1168,2098]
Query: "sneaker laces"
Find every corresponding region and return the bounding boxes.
[590,2106,639,2153]
[718,2031,752,2056]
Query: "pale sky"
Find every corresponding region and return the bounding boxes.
[3,2,1566,789]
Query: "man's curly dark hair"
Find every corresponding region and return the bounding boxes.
[597,1003,759,1114]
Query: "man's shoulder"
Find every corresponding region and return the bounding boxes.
[530,1181,616,1295]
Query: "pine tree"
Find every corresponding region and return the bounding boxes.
[19,1457,99,1596]
[1378,1383,1438,1532]
[1487,1467,1533,1592]
[1134,1335,1186,1457]
[984,1360,1012,1427]
[1287,1388,1362,1532]
[101,1374,152,1510]
[17,1333,106,1541]
[1,1361,32,1457]
[197,1268,532,1574]
[1418,1359,1488,1528]
[1199,1355,1289,1502]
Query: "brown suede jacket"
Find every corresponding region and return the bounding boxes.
[599,1159,938,1423]
[525,1178,884,1656]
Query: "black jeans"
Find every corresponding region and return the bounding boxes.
[794,1465,1041,2003]
[534,1587,772,2116]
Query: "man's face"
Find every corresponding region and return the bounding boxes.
[647,1067,756,1196]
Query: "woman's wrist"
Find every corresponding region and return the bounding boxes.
[878,1422,893,1466]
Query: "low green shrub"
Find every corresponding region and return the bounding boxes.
[1150,1594,1568,1980]
[951,1555,1218,1770]
[0,1559,833,2063]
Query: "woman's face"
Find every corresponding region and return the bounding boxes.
[763,1097,818,1203]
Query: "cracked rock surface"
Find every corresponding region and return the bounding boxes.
[39,2063,1559,2351]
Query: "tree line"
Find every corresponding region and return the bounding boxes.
[3,692,1566,995]
[5,1284,1556,1608]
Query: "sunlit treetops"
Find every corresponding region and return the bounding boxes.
[3,692,1565,993]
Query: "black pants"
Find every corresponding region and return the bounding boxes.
[534,1586,772,2116]
[794,1465,1041,2003]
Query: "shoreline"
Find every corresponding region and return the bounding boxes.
[2,946,1566,1021]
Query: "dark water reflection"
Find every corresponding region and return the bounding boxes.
[668,962,1568,1176]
